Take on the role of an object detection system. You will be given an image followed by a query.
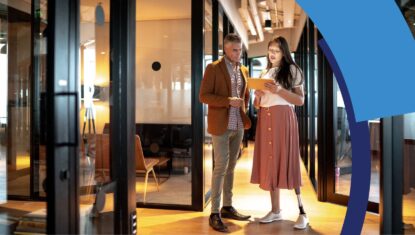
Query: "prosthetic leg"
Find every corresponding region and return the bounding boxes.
[294,188,309,229]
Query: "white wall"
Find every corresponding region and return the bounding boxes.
[136,19,191,124]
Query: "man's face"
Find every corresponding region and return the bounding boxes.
[224,42,242,63]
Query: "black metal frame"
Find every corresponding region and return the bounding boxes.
[46,0,80,233]
[307,19,316,187]
[110,0,137,233]
[212,0,219,62]
[380,116,403,234]
[191,0,205,211]
[316,30,330,201]
[316,31,379,213]
[296,20,381,212]
[30,0,41,200]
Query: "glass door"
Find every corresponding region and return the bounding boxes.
[0,0,48,234]
[78,0,115,233]
[135,0,193,207]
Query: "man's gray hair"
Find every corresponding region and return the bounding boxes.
[224,33,241,46]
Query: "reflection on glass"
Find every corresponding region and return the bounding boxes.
[397,1,415,38]
[135,0,192,206]
[5,3,32,197]
[251,57,267,77]
[368,118,380,203]
[0,1,48,234]
[218,8,223,57]
[314,51,318,185]
[0,14,8,203]
[250,57,267,135]
[403,112,415,232]
[79,0,113,233]
[334,81,352,196]
[203,0,213,201]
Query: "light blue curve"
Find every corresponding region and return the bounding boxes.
[296,0,415,121]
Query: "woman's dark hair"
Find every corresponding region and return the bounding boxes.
[266,36,302,90]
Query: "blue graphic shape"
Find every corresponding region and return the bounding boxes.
[319,39,371,235]
[296,0,415,121]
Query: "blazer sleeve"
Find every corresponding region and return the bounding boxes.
[199,64,230,107]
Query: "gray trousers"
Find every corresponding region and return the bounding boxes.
[210,129,244,213]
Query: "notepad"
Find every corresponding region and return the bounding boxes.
[247,78,275,90]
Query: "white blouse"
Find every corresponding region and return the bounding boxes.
[259,65,303,107]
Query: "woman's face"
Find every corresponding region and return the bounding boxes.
[268,43,283,66]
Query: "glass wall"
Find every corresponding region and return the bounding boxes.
[402,112,415,233]
[5,2,32,198]
[203,0,213,202]
[313,25,319,185]
[0,1,48,234]
[398,0,415,38]
[218,5,223,57]
[79,0,114,233]
[334,81,352,197]
[135,0,192,206]
[369,118,380,203]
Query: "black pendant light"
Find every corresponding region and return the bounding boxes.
[264,19,272,31]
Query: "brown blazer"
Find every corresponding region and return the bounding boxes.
[199,57,251,135]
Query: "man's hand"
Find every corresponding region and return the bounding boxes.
[229,97,243,107]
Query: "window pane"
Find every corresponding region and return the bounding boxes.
[403,112,415,231]
[1,1,48,234]
[203,0,213,201]
[334,80,352,196]
[135,0,192,205]
[369,118,380,203]
[79,0,114,232]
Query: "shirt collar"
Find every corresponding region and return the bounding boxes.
[224,56,240,68]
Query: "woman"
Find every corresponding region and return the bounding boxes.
[250,36,308,229]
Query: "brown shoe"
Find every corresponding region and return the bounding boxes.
[220,206,251,221]
[209,214,229,233]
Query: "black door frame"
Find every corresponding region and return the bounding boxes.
[46,0,80,233]
[110,0,137,233]
[46,0,137,233]
[317,38,379,213]
[380,116,403,234]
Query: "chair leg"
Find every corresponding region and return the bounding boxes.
[151,168,159,191]
[144,171,149,203]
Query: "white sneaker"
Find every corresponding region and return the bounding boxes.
[259,211,282,223]
[293,214,309,229]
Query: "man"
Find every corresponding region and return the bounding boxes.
[199,33,251,233]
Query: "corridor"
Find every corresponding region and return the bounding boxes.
[136,142,379,234]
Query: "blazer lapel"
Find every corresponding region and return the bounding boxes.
[219,58,232,95]
[240,66,248,93]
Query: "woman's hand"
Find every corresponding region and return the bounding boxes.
[254,90,265,98]
[264,81,282,94]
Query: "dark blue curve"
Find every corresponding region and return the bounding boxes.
[318,39,371,235]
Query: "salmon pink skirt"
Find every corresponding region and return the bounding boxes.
[250,105,302,190]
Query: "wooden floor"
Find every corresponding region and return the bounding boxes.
[0,143,382,234]
[136,143,380,235]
